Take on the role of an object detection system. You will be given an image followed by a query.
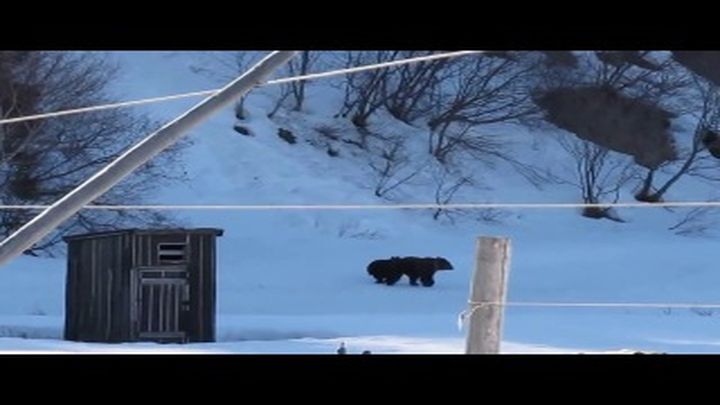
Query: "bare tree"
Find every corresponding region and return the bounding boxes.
[288,51,317,112]
[192,51,320,119]
[189,51,264,120]
[336,51,452,148]
[381,51,450,124]
[667,200,720,237]
[337,51,400,130]
[538,51,688,103]
[531,51,720,227]
[0,51,186,256]
[266,83,293,119]
[368,137,425,198]
[555,136,636,222]
[336,51,546,197]
[533,51,689,171]
[431,165,473,221]
[634,78,720,203]
[426,54,540,161]
[266,51,321,118]
[427,163,505,224]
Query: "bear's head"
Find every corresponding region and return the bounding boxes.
[433,257,453,271]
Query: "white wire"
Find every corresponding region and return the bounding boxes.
[0,201,719,210]
[0,51,481,126]
[496,301,720,309]
[266,51,481,85]
[0,90,219,125]
[457,300,719,330]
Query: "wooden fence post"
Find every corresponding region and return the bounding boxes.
[465,236,511,354]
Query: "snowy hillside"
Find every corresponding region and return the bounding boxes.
[3,51,720,353]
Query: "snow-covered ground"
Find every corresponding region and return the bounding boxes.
[0,313,581,354]
[2,51,720,354]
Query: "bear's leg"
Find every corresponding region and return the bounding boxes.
[404,268,419,286]
[420,271,436,287]
[405,267,421,285]
[385,270,403,286]
[408,275,419,286]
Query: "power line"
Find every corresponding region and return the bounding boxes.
[0,51,481,126]
[0,201,719,211]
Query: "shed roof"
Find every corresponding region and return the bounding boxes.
[63,228,224,242]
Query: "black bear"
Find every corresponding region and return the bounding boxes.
[366,256,453,287]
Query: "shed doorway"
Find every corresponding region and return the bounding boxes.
[132,267,190,343]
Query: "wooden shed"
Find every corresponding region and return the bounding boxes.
[63,228,223,344]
